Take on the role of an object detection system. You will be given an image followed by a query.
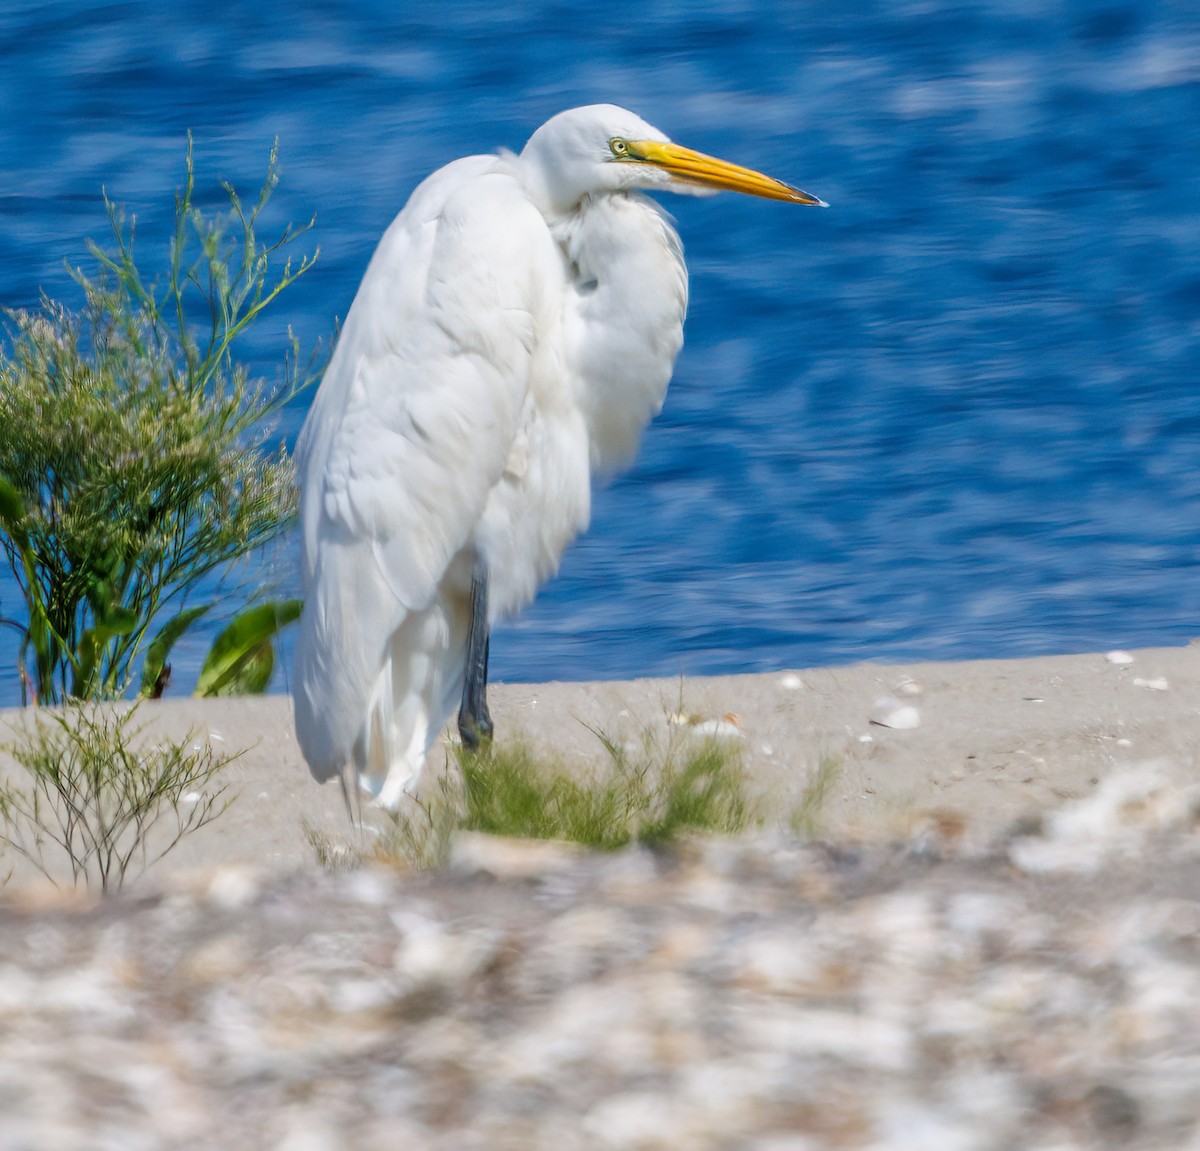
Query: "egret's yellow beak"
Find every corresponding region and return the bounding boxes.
[627,139,827,206]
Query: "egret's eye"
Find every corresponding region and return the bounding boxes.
[608,137,630,158]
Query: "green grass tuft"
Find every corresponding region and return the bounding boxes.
[458,728,752,850]
[346,724,756,873]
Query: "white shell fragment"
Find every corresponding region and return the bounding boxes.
[778,673,804,691]
[1132,676,1169,691]
[1105,650,1135,666]
[668,711,745,738]
[692,718,745,739]
[868,697,922,730]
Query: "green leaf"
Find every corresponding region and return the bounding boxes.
[195,599,302,698]
[222,640,274,697]
[0,476,38,628]
[0,475,31,550]
[73,606,138,698]
[0,475,68,699]
[139,603,212,697]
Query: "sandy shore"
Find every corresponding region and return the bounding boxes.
[3,646,1200,1148]
[2,643,1196,886]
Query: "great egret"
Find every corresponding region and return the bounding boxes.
[293,104,825,809]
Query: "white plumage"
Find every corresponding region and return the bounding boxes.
[293,104,824,808]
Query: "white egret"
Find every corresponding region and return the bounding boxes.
[293,104,825,809]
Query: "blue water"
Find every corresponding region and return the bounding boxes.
[2,1,1199,704]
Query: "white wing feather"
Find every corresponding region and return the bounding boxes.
[294,156,553,781]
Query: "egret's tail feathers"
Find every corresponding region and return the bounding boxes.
[294,540,472,812]
[351,598,470,812]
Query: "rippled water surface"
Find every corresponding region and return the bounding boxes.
[2,1,1199,702]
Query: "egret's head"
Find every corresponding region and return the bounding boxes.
[519,103,826,214]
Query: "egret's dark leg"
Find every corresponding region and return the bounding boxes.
[458,561,493,749]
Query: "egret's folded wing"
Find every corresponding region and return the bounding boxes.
[294,159,552,773]
[299,159,547,608]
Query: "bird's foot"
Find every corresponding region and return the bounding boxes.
[458,707,494,751]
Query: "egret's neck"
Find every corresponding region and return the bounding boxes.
[554,192,688,471]
[516,139,600,219]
